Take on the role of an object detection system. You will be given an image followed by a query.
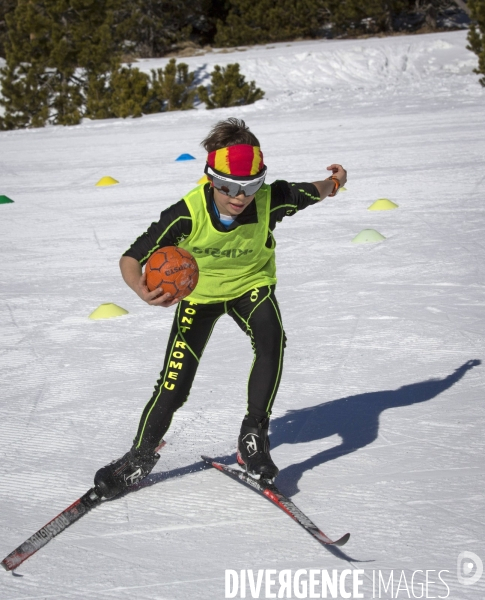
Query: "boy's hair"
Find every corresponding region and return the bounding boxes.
[201,118,260,152]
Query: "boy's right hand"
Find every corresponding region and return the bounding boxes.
[136,272,179,307]
[119,255,179,307]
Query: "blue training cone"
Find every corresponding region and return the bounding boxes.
[176,153,196,161]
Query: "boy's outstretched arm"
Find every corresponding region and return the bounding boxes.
[119,255,179,307]
[312,163,347,199]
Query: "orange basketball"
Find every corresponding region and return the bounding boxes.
[145,247,199,300]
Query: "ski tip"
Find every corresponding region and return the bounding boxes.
[200,455,215,465]
[332,532,351,547]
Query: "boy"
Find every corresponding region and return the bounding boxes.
[94,118,347,499]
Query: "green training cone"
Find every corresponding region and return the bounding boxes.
[368,198,398,211]
[89,303,129,320]
[351,229,386,244]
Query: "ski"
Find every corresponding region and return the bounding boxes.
[1,487,102,571]
[2,459,349,572]
[201,455,350,547]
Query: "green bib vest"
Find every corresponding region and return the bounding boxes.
[178,184,277,303]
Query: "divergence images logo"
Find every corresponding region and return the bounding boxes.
[457,551,483,586]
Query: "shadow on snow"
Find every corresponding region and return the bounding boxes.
[122,359,480,561]
[139,359,481,497]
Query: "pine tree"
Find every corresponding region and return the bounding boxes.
[109,67,151,118]
[84,73,115,121]
[327,0,408,35]
[194,0,230,46]
[198,63,264,109]
[214,0,323,47]
[117,0,201,58]
[467,0,485,85]
[1,1,58,128]
[149,59,197,111]
[0,0,122,129]
[84,59,198,119]
[0,0,17,58]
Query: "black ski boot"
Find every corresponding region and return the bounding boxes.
[94,442,164,499]
[237,416,279,482]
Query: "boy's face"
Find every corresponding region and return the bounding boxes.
[213,187,256,217]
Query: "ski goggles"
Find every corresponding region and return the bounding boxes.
[205,164,267,197]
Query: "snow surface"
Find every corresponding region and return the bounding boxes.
[1,29,485,599]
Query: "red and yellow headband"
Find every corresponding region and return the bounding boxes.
[207,144,265,178]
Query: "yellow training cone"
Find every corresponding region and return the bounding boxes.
[351,229,386,244]
[95,176,119,187]
[368,198,398,210]
[89,303,129,320]
[198,175,209,184]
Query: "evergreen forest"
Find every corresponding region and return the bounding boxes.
[0,0,482,130]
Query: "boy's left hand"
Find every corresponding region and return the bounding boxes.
[312,163,347,199]
[327,163,347,187]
